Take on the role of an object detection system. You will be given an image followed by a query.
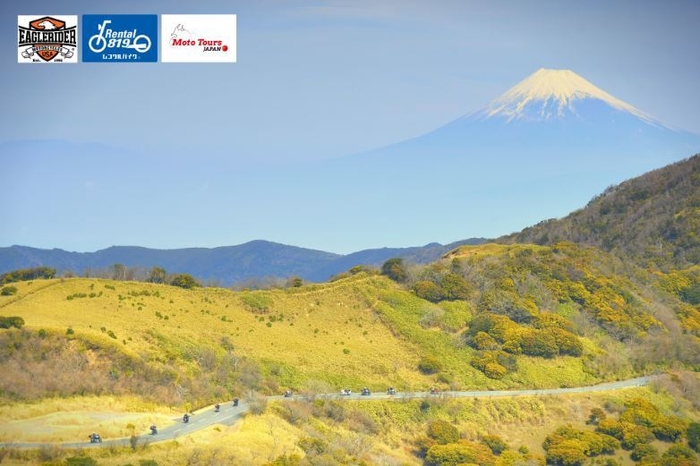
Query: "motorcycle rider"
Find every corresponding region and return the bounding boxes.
[183,413,190,423]
[150,424,158,435]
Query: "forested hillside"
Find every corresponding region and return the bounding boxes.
[501,154,700,271]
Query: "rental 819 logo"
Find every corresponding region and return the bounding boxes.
[82,14,157,62]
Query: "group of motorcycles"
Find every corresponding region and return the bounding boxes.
[89,387,443,443]
[339,387,397,396]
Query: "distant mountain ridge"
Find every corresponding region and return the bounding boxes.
[0,239,486,285]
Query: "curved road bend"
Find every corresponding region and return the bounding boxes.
[1,375,651,449]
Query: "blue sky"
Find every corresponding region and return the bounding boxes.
[2,1,700,254]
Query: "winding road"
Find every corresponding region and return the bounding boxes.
[1,376,652,449]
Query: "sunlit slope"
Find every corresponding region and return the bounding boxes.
[1,274,456,391]
[4,239,695,403]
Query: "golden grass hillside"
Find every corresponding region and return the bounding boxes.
[4,240,698,409]
[1,273,460,403]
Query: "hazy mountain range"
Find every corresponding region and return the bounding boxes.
[0,239,486,284]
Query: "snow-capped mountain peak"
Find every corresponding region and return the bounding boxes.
[474,68,661,126]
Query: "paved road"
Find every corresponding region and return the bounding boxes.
[1,376,651,449]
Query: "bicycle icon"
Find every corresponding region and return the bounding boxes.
[88,20,152,54]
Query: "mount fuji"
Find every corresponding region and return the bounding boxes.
[351,68,699,174]
[283,68,700,243]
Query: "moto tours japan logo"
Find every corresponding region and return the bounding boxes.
[161,14,236,63]
[83,15,157,62]
[18,15,78,63]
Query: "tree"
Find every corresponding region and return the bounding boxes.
[170,273,200,289]
[111,263,127,281]
[146,266,168,284]
[287,276,303,288]
[440,273,472,300]
[381,258,408,283]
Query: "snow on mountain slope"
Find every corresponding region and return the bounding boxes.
[466,68,664,127]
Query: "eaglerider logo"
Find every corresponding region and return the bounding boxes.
[18,15,78,63]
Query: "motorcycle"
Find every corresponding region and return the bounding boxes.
[361,388,371,396]
[214,403,220,413]
[387,387,397,395]
[150,425,158,435]
[89,433,102,443]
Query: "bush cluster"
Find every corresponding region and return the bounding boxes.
[464,312,583,378]
[0,316,25,329]
[0,266,56,284]
[1,286,18,296]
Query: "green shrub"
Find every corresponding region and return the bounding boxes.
[0,266,56,284]
[689,422,700,452]
[596,419,623,439]
[544,425,619,465]
[240,293,273,314]
[481,434,508,455]
[630,443,659,462]
[418,356,443,375]
[65,457,98,466]
[519,329,558,358]
[0,316,25,329]
[470,332,499,351]
[425,441,495,466]
[169,273,200,289]
[471,350,515,379]
[652,416,686,442]
[427,419,460,445]
[620,422,654,449]
[1,286,17,296]
[661,444,697,465]
[414,280,444,302]
[439,273,472,301]
[484,362,507,379]
[139,460,159,466]
[587,407,606,425]
[545,439,587,466]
